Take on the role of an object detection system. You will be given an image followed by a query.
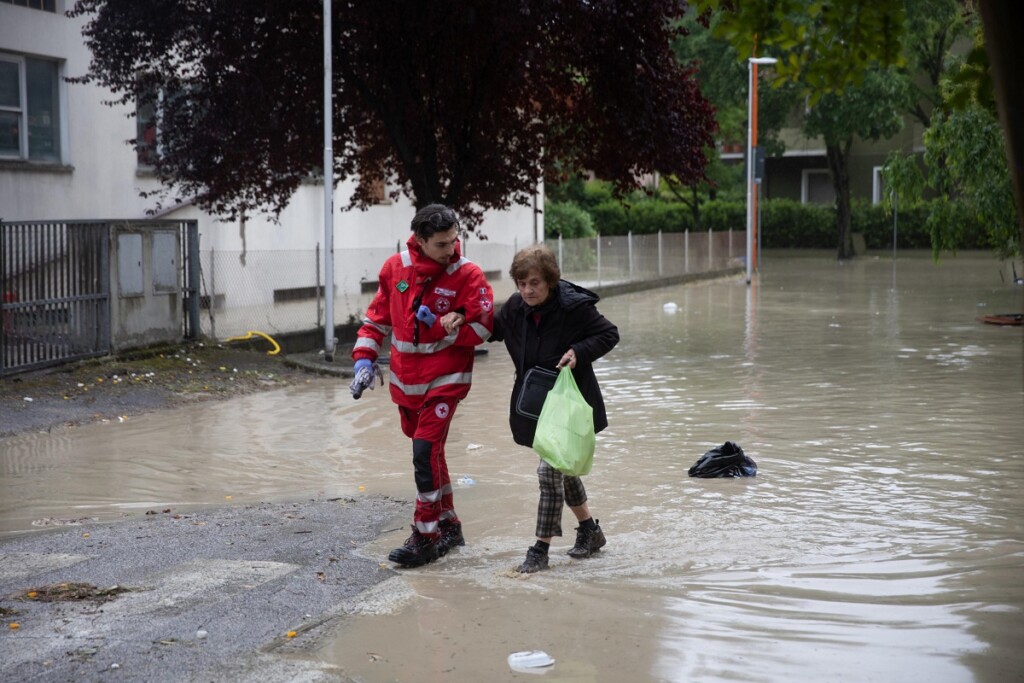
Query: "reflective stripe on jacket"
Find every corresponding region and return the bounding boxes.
[353,233,494,408]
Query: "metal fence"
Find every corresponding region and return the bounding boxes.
[2,220,199,377]
[2,221,110,375]
[197,229,744,341]
[3,222,742,374]
[556,229,741,287]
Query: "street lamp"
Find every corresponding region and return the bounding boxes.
[746,56,777,285]
[322,0,337,360]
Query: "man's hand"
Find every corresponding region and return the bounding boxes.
[350,359,384,399]
[415,305,437,327]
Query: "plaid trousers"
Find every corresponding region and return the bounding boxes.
[534,458,588,539]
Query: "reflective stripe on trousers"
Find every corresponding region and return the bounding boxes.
[399,398,460,537]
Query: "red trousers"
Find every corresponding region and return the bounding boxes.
[398,397,459,538]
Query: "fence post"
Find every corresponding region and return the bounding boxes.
[316,242,322,329]
[558,234,563,269]
[684,229,689,273]
[628,230,634,281]
[209,246,217,340]
[708,228,713,269]
[186,221,200,339]
[597,233,602,287]
[728,228,732,259]
[658,230,663,277]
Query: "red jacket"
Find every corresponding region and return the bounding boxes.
[352,234,494,408]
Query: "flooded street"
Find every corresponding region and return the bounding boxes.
[2,252,1022,682]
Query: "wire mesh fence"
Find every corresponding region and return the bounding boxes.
[198,230,744,340]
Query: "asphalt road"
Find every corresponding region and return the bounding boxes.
[0,496,410,682]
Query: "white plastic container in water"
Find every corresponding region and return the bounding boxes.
[663,302,679,314]
[507,650,555,672]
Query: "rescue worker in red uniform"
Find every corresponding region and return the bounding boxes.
[351,204,494,568]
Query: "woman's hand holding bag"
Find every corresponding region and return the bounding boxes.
[532,366,595,476]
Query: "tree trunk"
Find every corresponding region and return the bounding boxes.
[979,0,1024,255]
[826,141,854,260]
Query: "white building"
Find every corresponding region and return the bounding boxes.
[1,1,540,343]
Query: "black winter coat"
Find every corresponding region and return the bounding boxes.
[490,280,619,448]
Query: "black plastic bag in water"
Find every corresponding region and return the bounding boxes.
[688,441,757,478]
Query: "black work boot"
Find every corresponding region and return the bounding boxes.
[388,526,440,568]
[567,520,606,558]
[436,520,465,557]
[515,545,549,574]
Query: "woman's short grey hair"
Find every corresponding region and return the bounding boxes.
[509,244,560,287]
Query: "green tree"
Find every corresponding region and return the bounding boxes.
[902,0,972,130]
[888,104,1017,259]
[693,0,906,97]
[668,12,798,228]
[882,18,1019,260]
[803,68,908,258]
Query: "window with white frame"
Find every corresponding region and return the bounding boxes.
[0,52,62,162]
[872,166,887,205]
[0,0,57,12]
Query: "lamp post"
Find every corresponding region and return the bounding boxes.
[322,0,337,360]
[746,56,777,285]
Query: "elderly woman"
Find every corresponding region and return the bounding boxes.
[490,244,619,573]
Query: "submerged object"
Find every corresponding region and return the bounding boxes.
[977,313,1023,326]
[688,441,757,478]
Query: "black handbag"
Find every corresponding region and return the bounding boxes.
[515,366,559,419]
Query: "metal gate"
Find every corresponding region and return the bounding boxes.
[1,221,110,376]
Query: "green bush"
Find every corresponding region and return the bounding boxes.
[549,194,993,251]
[544,200,596,239]
[761,199,834,248]
[586,199,691,236]
[698,200,746,233]
[579,181,616,209]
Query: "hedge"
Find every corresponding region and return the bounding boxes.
[561,197,987,250]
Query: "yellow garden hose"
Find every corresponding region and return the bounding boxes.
[224,330,281,355]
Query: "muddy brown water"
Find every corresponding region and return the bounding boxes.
[2,252,1022,682]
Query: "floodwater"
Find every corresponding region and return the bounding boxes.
[2,252,1022,682]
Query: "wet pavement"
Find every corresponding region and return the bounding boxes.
[0,497,406,682]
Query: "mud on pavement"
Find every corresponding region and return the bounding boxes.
[0,496,411,682]
[0,342,339,438]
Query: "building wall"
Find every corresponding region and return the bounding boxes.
[757,112,926,206]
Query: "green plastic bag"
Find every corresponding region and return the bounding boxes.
[532,366,595,476]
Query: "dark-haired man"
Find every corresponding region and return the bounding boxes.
[351,204,494,567]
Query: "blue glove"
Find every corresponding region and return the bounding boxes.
[415,304,437,327]
[350,359,383,399]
